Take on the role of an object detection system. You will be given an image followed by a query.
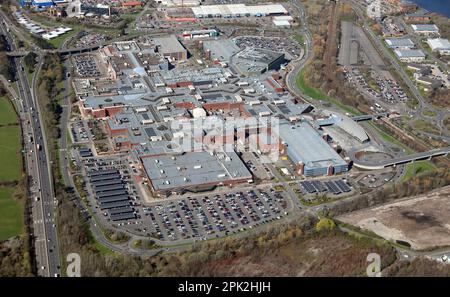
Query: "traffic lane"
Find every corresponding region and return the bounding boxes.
[22,68,61,275]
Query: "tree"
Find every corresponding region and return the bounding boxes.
[24,52,38,73]
[0,52,14,81]
[315,218,336,232]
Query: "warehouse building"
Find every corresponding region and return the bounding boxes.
[411,24,440,36]
[191,3,288,19]
[427,38,450,55]
[277,121,348,177]
[142,151,253,196]
[385,38,414,49]
[20,0,55,10]
[404,9,430,22]
[394,49,426,62]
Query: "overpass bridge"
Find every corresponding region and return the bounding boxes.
[6,44,102,57]
[351,147,450,170]
[351,112,389,122]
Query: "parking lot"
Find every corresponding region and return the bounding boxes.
[122,188,290,242]
[299,179,353,196]
[343,67,408,108]
[71,121,91,143]
[234,36,302,60]
[74,31,107,48]
[73,54,101,77]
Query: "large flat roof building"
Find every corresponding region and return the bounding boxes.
[231,48,285,76]
[277,121,348,177]
[385,38,414,49]
[427,38,450,55]
[142,150,253,196]
[151,35,188,61]
[411,24,439,35]
[203,39,241,63]
[191,3,288,18]
[394,49,426,62]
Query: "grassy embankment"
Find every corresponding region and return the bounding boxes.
[0,96,23,240]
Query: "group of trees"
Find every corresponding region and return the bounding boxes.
[329,167,450,217]
[300,1,371,111]
[429,88,449,108]
[24,52,38,73]
[0,34,14,81]
[0,237,33,276]
[36,54,64,144]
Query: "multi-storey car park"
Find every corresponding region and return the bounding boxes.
[65,21,425,243]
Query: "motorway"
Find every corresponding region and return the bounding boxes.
[0,15,61,276]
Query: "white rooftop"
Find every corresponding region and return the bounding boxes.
[191,3,287,17]
[427,38,450,51]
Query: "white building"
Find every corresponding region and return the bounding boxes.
[191,4,288,19]
[427,38,450,55]
[394,49,426,62]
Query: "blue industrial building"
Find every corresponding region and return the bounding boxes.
[20,0,56,10]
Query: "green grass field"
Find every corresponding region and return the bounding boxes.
[403,161,437,182]
[0,187,23,241]
[0,97,18,126]
[0,126,22,182]
[0,96,24,241]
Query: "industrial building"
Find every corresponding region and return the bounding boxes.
[277,121,349,177]
[272,15,294,28]
[385,38,414,49]
[427,38,450,55]
[394,49,426,62]
[411,24,440,36]
[142,151,253,196]
[231,48,285,76]
[191,3,288,19]
[20,0,56,10]
[404,9,430,22]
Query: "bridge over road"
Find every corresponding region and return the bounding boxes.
[351,112,389,122]
[351,147,450,170]
[6,44,102,57]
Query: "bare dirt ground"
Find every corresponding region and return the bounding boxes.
[338,186,450,250]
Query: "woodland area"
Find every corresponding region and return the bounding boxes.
[300,0,371,112]
[0,34,14,81]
